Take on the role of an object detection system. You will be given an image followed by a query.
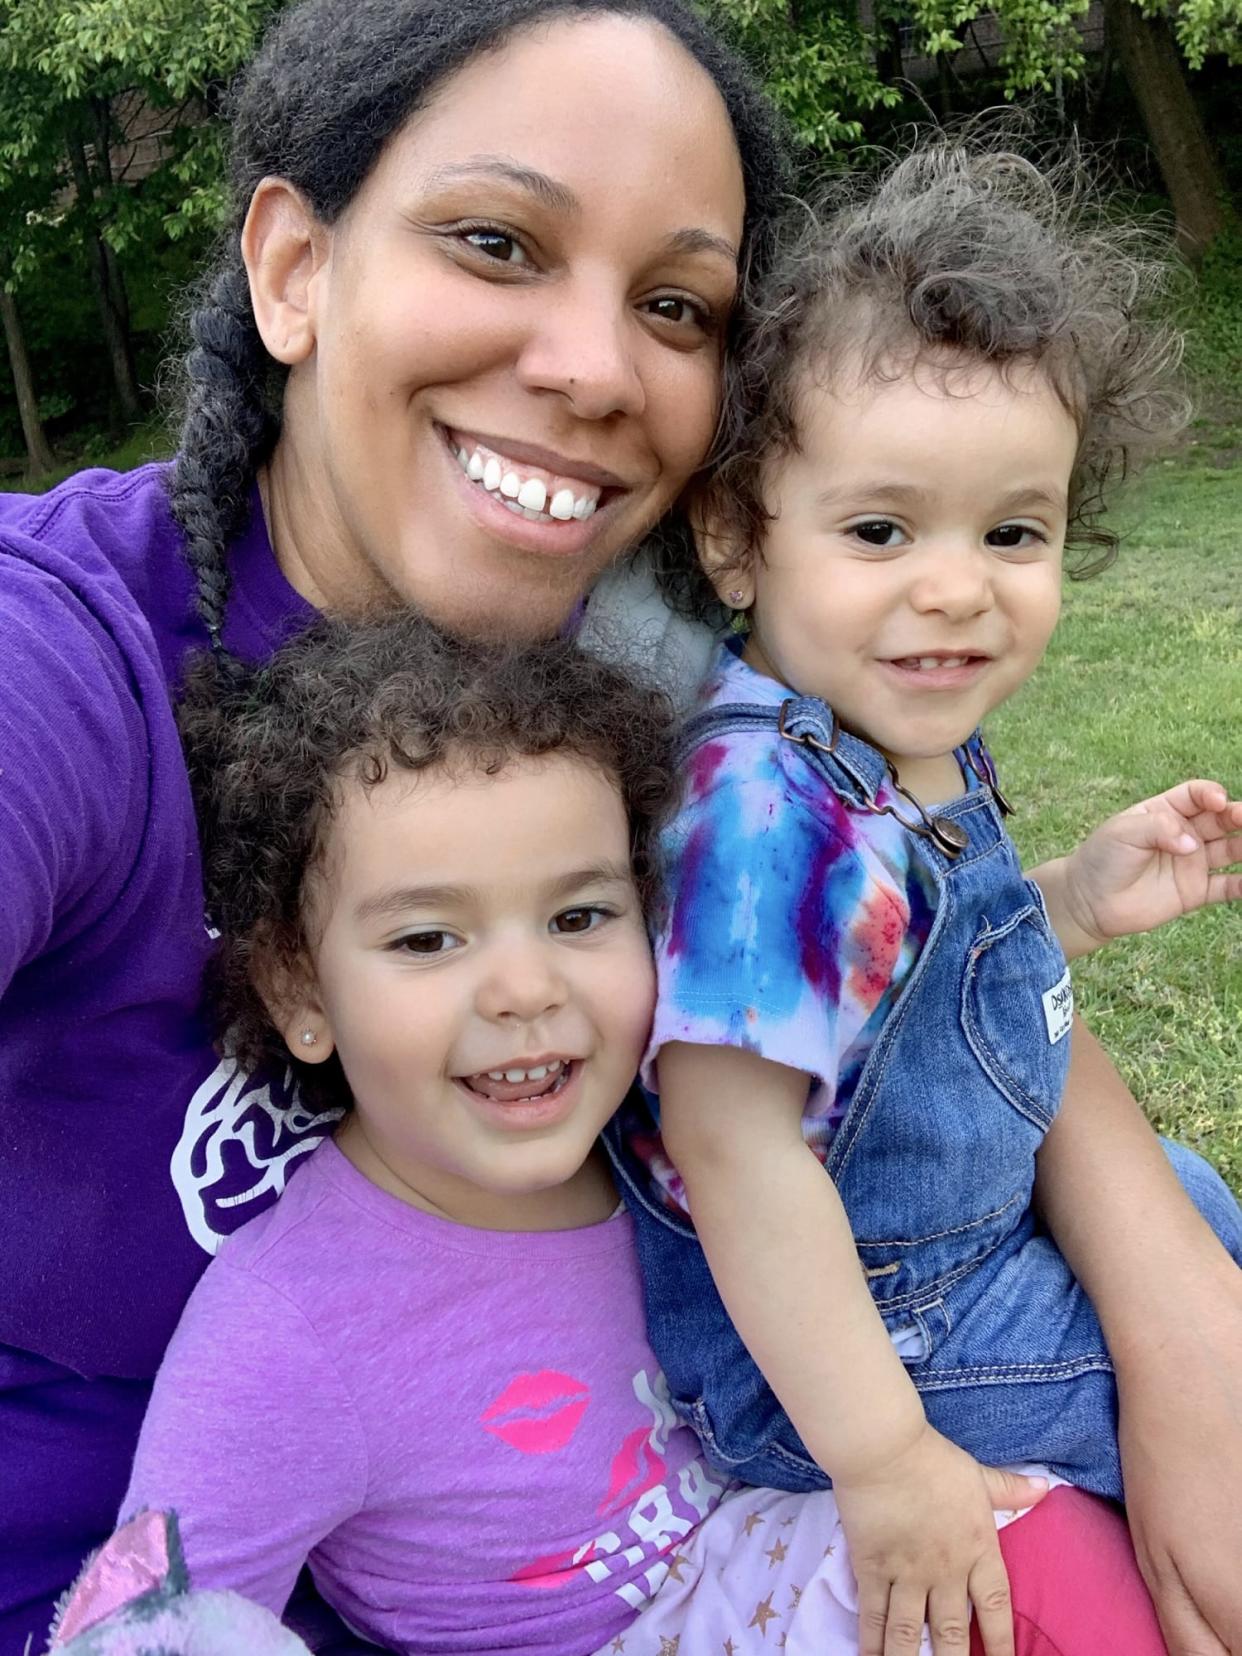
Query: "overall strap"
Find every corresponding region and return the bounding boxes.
[681,696,889,810]
[683,696,1004,863]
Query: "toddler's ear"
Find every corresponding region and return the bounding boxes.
[688,489,755,611]
[250,941,337,1066]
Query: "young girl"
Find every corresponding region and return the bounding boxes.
[102,612,1170,1656]
[606,141,1242,1654]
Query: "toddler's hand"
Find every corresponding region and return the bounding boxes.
[833,1425,1048,1656]
[1059,779,1242,950]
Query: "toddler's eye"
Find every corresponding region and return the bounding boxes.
[392,930,460,957]
[986,522,1045,550]
[552,906,610,935]
[461,227,529,265]
[850,519,907,549]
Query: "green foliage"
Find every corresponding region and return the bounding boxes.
[707,0,901,150]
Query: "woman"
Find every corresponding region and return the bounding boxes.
[0,3,1237,1652]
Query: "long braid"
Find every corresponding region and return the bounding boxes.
[170,253,277,682]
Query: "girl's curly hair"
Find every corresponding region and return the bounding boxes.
[178,614,678,1110]
[659,131,1190,620]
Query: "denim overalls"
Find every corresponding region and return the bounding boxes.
[606,692,1242,1500]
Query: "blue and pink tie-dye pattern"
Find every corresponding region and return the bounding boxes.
[636,650,938,1214]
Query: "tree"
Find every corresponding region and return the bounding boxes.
[0,0,281,433]
[708,0,902,150]
[901,0,1236,248]
[711,0,1237,250]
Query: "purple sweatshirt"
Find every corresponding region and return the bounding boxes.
[0,466,328,1642]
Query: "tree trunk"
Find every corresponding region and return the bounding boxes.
[1105,0,1227,255]
[0,283,55,477]
[65,126,142,428]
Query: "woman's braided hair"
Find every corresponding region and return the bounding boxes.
[659,131,1190,621]
[178,611,679,1111]
[168,0,789,678]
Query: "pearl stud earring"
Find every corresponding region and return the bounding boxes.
[299,1029,318,1047]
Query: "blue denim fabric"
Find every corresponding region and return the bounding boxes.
[608,693,1242,1500]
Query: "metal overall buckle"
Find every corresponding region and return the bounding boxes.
[777,700,975,859]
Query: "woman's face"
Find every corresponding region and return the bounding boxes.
[270,14,746,638]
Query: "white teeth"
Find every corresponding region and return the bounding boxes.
[451,437,603,523]
[481,1059,564,1085]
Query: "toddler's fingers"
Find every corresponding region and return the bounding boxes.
[979,1466,1049,1512]
[927,1582,971,1653]
[883,1580,930,1656]
[968,1552,1017,1656]
[1156,779,1228,817]
[858,1573,894,1656]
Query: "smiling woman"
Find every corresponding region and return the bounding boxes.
[0,1,786,1646]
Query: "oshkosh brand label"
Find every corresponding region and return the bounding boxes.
[1042,968,1074,1045]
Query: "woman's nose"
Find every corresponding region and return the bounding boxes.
[516,276,646,420]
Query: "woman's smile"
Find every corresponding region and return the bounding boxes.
[259,14,745,636]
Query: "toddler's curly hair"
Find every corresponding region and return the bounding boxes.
[178,614,677,1110]
[662,132,1189,619]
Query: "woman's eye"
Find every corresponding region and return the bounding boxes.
[986,522,1045,551]
[460,227,528,265]
[642,294,714,331]
[392,930,459,957]
[850,519,907,549]
[552,906,609,935]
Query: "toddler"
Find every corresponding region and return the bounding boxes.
[607,141,1242,1655]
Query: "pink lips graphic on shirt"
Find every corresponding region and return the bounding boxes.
[480,1370,590,1455]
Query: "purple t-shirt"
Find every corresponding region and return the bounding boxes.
[0,464,324,1382]
[122,1141,729,1656]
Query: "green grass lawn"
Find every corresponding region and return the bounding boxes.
[990,447,1241,1191]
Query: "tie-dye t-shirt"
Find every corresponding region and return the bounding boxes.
[634,648,942,1214]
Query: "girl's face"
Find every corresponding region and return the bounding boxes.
[266,14,746,640]
[293,752,655,1231]
[719,358,1076,800]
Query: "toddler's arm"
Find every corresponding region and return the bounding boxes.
[1029,779,1242,959]
[658,1041,1047,1656]
[120,1258,366,1617]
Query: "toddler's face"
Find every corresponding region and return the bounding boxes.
[291,752,654,1228]
[720,357,1076,800]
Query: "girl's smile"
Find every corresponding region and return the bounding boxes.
[292,751,656,1231]
[730,358,1077,799]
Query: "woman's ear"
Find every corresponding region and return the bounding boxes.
[689,491,755,611]
[241,177,331,368]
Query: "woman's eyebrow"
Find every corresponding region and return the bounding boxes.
[422,156,579,214]
[423,155,738,262]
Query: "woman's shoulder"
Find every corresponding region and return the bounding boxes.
[0,463,196,659]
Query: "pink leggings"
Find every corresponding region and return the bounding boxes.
[980,1487,1166,1655]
